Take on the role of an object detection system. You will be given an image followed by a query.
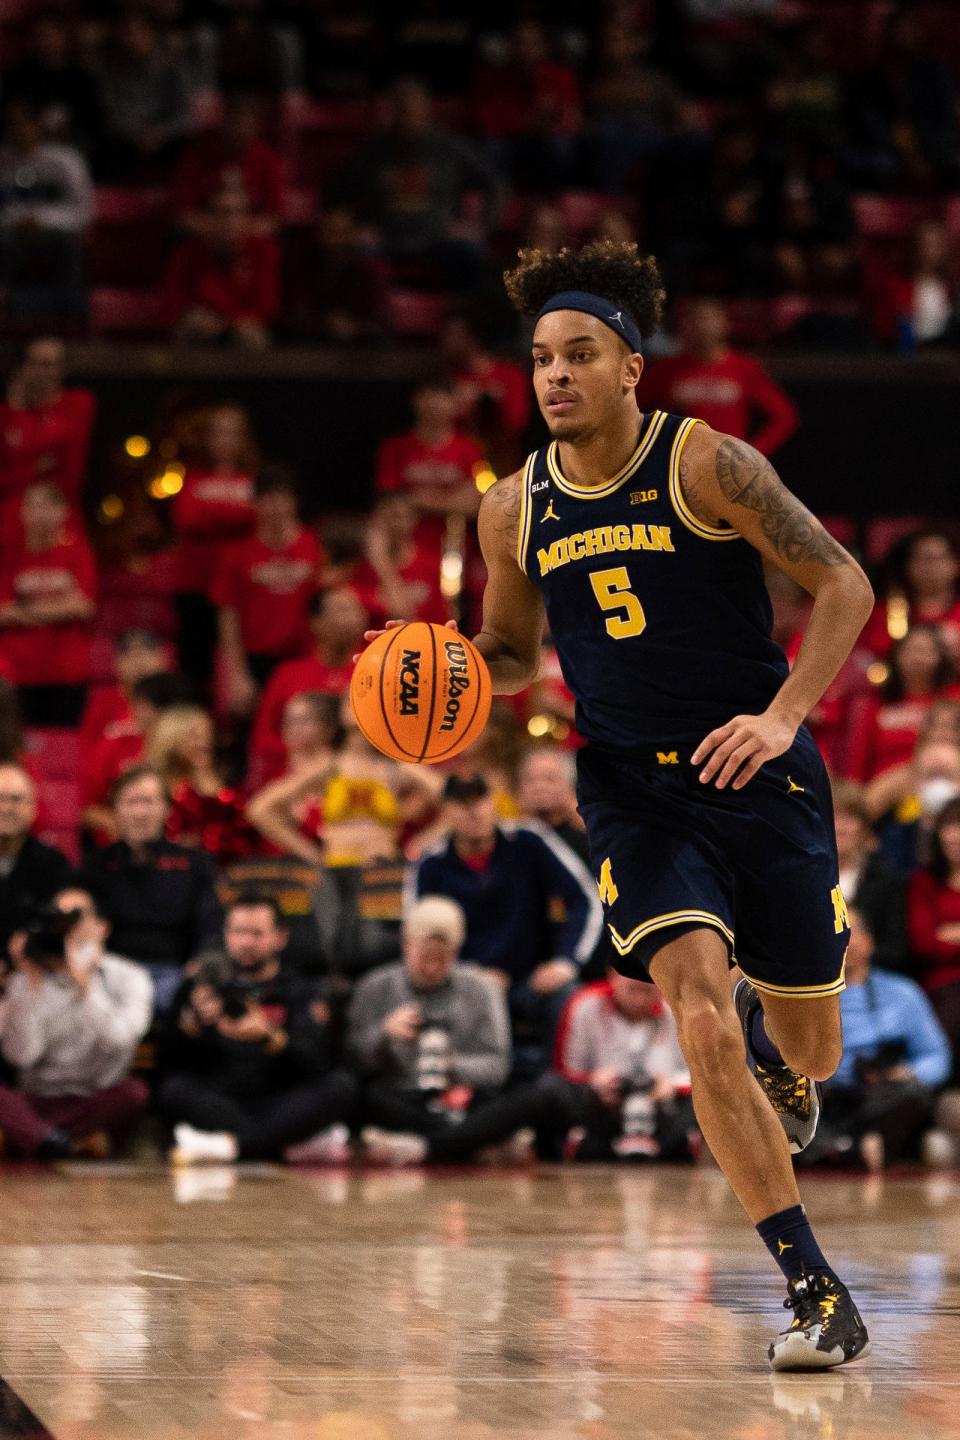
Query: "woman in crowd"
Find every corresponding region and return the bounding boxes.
[171,403,258,695]
[864,529,960,660]
[246,699,401,869]
[907,796,960,1073]
[846,625,959,783]
[149,703,257,863]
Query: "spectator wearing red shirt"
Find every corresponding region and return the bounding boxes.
[82,672,194,847]
[471,20,581,188]
[349,494,446,630]
[907,797,960,1074]
[440,310,531,476]
[80,629,168,761]
[164,188,280,350]
[172,93,285,238]
[250,690,343,793]
[0,482,96,726]
[0,337,95,538]
[646,299,798,455]
[863,530,960,662]
[172,402,258,697]
[375,380,483,559]
[251,587,367,783]
[214,465,321,717]
[846,627,960,784]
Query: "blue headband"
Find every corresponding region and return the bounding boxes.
[536,290,643,353]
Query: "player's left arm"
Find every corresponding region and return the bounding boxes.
[681,426,874,790]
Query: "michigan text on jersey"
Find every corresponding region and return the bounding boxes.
[536,524,674,577]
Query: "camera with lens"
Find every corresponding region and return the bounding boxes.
[192,952,251,1019]
[22,905,82,971]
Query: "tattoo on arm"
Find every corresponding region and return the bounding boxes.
[714,438,849,568]
[483,475,521,536]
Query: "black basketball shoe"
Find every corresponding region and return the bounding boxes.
[769,1271,871,1370]
[734,978,821,1154]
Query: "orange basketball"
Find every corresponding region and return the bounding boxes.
[350,622,492,764]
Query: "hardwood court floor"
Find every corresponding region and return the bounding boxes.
[0,1162,957,1440]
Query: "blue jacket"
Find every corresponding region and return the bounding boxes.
[412,822,604,984]
[833,967,951,1090]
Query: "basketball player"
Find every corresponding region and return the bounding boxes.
[366,242,874,1369]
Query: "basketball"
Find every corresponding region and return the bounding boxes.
[350,621,492,764]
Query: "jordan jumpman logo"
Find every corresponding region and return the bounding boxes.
[787,776,805,795]
[778,1240,793,1256]
[541,497,560,522]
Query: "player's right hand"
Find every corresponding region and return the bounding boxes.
[355,618,458,662]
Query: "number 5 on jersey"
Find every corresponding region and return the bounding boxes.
[589,567,647,639]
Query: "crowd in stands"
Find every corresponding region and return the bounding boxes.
[1,1,960,348]
[0,0,959,1175]
[0,323,956,1175]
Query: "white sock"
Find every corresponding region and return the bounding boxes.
[173,1123,239,1163]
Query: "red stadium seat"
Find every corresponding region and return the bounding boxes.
[388,290,449,336]
[865,516,929,565]
[853,196,927,237]
[90,289,165,334]
[24,729,80,780]
[820,516,857,547]
[725,298,777,345]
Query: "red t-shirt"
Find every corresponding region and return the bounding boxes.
[251,654,353,778]
[172,468,256,593]
[172,136,285,221]
[452,357,531,441]
[80,685,133,754]
[163,233,280,326]
[862,598,960,659]
[0,388,96,536]
[907,868,960,993]
[644,351,798,455]
[845,686,960,782]
[212,528,321,657]
[349,547,447,628]
[375,429,484,553]
[0,534,97,685]
[82,721,144,812]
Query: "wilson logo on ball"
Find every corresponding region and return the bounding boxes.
[439,639,471,732]
[398,648,421,715]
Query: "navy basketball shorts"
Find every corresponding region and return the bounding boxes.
[576,726,849,999]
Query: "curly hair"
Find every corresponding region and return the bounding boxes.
[504,239,666,340]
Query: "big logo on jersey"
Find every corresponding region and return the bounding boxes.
[537,523,674,577]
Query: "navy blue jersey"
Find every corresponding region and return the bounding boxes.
[517,410,790,751]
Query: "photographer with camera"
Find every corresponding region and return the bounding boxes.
[0,889,152,1159]
[158,893,356,1164]
[797,907,952,1172]
[553,970,697,1162]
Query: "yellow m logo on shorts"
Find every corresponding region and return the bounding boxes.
[657,751,679,765]
[830,884,849,935]
[598,857,619,906]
